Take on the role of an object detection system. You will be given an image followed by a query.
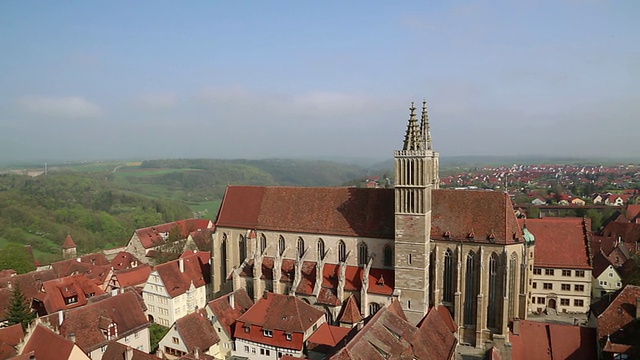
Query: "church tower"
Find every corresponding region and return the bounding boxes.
[394,101,440,325]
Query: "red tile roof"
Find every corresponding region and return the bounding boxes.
[591,285,640,353]
[432,189,523,244]
[111,265,152,288]
[0,324,24,359]
[337,295,362,325]
[61,235,76,249]
[35,274,105,314]
[108,252,142,271]
[154,251,211,298]
[602,222,640,244]
[520,218,592,269]
[103,341,158,360]
[234,292,325,351]
[331,304,456,360]
[509,320,597,360]
[21,325,76,360]
[134,219,212,249]
[174,310,220,352]
[0,269,58,302]
[306,322,350,347]
[217,187,522,244]
[54,290,150,352]
[216,186,394,238]
[206,288,253,337]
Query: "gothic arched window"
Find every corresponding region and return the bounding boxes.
[443,248,454,304]
[221,234,228,284]
[509,253,518,320]
[238,234,246,264]
[297,237,305,259]
[358,243,368,266]
[260,234,267,254]
[464,251,478,326]
[317,239,325,261]
[487,252,499,328]
[278,236,285,257]
[369,302,381,316]
[338,240,346,263]
[384,245,393,267]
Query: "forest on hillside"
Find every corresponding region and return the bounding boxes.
[0,158,381,265]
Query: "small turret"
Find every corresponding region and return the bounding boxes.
[62,234,77,259]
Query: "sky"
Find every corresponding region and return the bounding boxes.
[0,1,638,164]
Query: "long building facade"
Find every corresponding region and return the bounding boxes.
[210,101,534,347]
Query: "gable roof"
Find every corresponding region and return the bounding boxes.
[134,219,212,249]
[217,186,395,239]
[306,322,350,347]
[174,310,220,352]
[0,270,58,301]
[591,284,640,351]
[520,218,591,269]
[0,324,24,359]
[102,341,157,360]
[21,325,76,360]
[54,290,150,352]
[34,274,105,314]
[602,222,640,244]
[236,292,324,334]
[206,288,253,337]
[153,251,211,298]
[510,320,597,360]
[337,295,362,325]
[111,265,152,288]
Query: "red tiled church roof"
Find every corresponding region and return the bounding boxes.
[337,295,362,325]
[520,218,591,270]
[217,186,522,244]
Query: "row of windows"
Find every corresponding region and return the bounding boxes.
[533,268,586,277]
[534,297,584,307]
[532,283,585,292]
[599,280,622,287]
[226,233,395,267]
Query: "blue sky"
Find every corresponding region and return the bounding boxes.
[1,1,638,163]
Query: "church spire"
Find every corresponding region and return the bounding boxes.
[402,102,423,151]
[420,100,432,150]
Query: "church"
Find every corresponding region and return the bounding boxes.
[210,101,534,347]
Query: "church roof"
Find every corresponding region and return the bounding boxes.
[216,186,395,239]
[431,189,523,244]
[216,186,523,244]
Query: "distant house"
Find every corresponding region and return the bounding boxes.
[591,252,623,299]
[142,251,211,327]
[232,292,326,359]
[158,309,221,359]
[531,197,546,206]
[205,288,254,358]
[124,219,212,264]
[571,197,586,206]
[605,195,627,206]
[105,264,152,293]
[589,285,640,359]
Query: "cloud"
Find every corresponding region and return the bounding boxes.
[133,93,178,111]
[16,96,102,119]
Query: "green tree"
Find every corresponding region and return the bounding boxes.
[149,323,170,353]
[4,284,35,330]
[0,244,36,274]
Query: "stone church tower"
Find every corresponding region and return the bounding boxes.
[393,101,440,325]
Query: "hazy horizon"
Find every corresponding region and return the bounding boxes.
[1,2,638,163]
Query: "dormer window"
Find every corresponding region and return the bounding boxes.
[285,333,292,341]
[263,330,273,338]
[244,326,250,333]
[65,296,78,305]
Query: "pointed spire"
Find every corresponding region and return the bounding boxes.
[420,99,432,150]
[402,102,423,151]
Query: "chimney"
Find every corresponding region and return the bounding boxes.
[179,258,185,273]
[512,318,521,336]
[125,346,133,360]
[636,298,640,319]
[193,347,200,359]
[229,292,235,310]
[111,288,118,297]
[69,333,76,343]
[58,310,64,327]
[156,349,163,359]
